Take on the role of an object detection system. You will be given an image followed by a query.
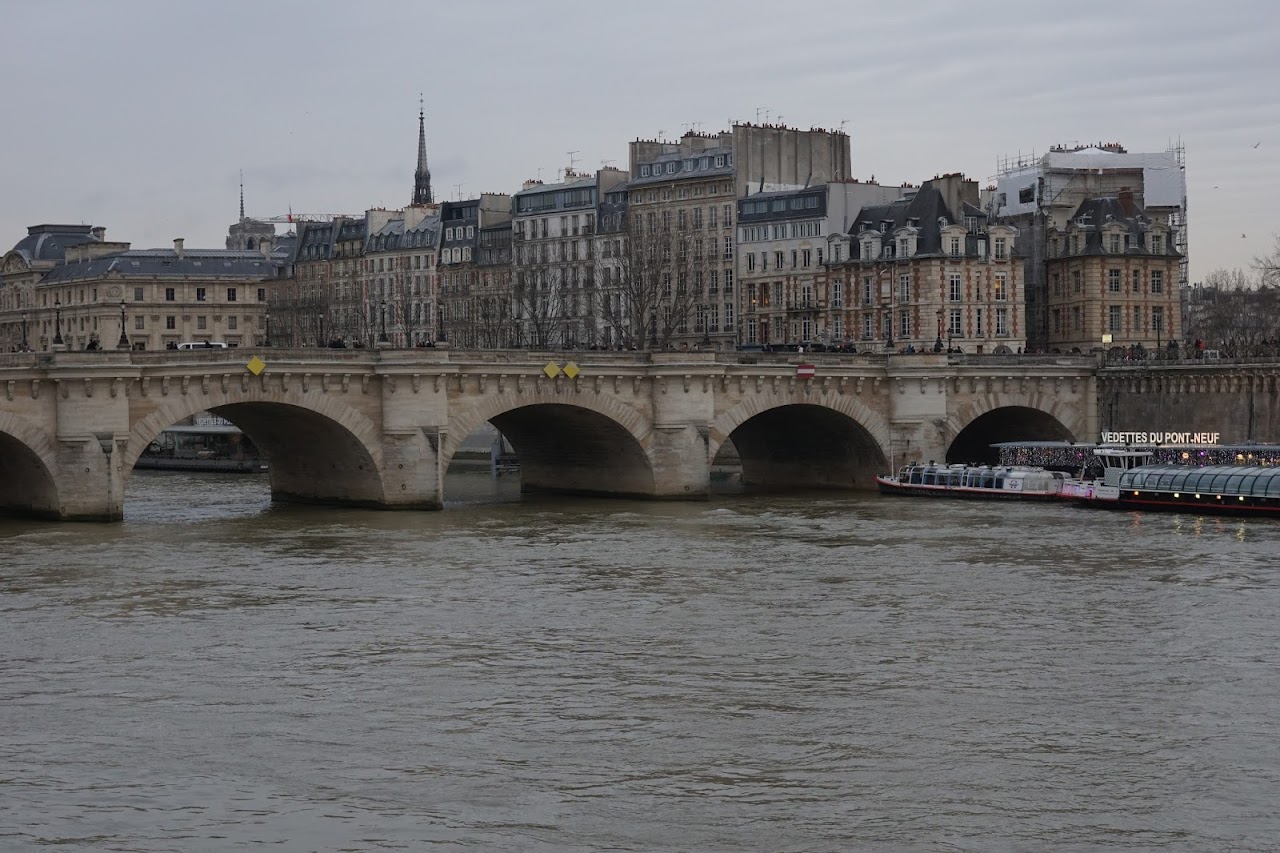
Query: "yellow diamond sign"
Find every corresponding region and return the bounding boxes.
[563,362,580,379]
[246,356,266,376]
[543,360,561,378]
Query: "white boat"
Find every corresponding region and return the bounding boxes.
[876,462,1066,500]
[1058,447,1155,503]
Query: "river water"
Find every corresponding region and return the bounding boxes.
[2,470,1279,851]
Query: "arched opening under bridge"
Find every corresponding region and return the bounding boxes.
[0,429,59,519]
[946,406,1075,465]
[722,403,887,492]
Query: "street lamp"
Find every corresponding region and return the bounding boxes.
[54,298,64,346]
[20,310,27,350]
[934,308,943,353]
[117,300,130,350]
[378,299,389,344]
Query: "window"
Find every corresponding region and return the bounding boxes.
[1108,269,1121,292]
[949,236,961,257]
[723,237,733,260]
[832,281,843,308]
[1151,270,1164,294]
[640,164,650,177]
[802,249,812,268]
[1133,305,1142,332]
[666,162,677,175]
[1150,233,1164,254]
[257,288,266,302]
[993,273,1007,301]
[133,286,144,301]
[1132,270,1142,293]
[863,277,874,305]
[1072,306,1082,331]
[898,310,909,339]
[1108,233,1121,254]
[1109,305,1121,332]
[863,313,874,339]
[1072,270,1082,293]
[134,316,145,330]
[775,251,785,269]
[898,237,910,257]
[677,210,686,230]
[1053,308,1062,335]
[949,308,962,336]
[996,307,1009,336]
[227,287,237,302]
[724,270,733,294]
[993,237,1007,259]
[709,206,718,228]
[196,287,207,302]
[165,287,175,302]
[166,315,176,330]
[228,316,238,330]
[693,208,703,229]
[898,274,910,302]
[747,253,756,272]
[197,316,207,330]
[949,274,962,302]
[1052,273,1062,296]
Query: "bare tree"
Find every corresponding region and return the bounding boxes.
[513,269,565,349]
[1256,233,1280,288]
[1189,267,1280,355]
[597,218,708,350]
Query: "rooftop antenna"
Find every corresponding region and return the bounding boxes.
[755,107,763,123]
[839,119,850,134]
[567,150,579,171]
[657,129,666,140]
[537,167,543,181]
[453,183,464,200]
[601,159,616,168]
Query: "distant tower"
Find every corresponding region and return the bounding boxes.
[239,170,245,221]
[412,96,434,206]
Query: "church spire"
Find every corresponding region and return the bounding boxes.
[412,95,433,206]
[239,170,245,221]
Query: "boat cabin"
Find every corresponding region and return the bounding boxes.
[897,463,1064,493]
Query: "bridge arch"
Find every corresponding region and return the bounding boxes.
[0,411,61,519]
[711,393,890,491]
[126,390,389,507]
[944,396,1081,464]
[444,390,655,498]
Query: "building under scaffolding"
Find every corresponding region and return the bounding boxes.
[991,141,1188,350]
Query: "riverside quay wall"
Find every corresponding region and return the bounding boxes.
[1099,358,1280,445]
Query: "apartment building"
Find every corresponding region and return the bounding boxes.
[826,175,1025,354]
[438,194,510,347]
[1044,192,1182,352]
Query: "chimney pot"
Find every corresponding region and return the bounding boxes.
[173,238,185,258]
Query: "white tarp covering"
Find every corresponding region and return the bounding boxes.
[995,148,1185,217]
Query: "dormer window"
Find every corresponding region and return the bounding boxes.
[1108,233,1120,254]
[949,236,962,257]
[898,237,911,257]
[639,164,651,177]
[964,216,978,233]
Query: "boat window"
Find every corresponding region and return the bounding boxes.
[1156,473,1175,489]
[1266,472,1280,497]
[1225,475,1245,493]
[1209,474,1230,492]
[1170,471,1192,491]
[994,477,1005,489]
[1240,475,1259,494]
[1129,473,1146,487]
[909,470,922,485]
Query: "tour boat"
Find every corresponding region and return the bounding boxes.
[1061,447,1280,516]
[876,462,1067,500]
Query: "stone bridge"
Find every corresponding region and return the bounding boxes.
[0,349,1098,521]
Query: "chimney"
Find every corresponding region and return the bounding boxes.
[173,237,185,258]
[1118,187,1135,216]
[90,226,106,242]
[259,238,272,258]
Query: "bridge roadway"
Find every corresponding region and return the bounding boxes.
[0,348,1098,521]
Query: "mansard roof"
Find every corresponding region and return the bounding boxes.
[1059,197,1180,257]
[851,185,954,255]
[39,249,282,284]
[9,224,102,265]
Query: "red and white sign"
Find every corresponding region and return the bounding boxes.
[796,364,816,378]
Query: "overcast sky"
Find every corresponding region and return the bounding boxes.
[2,0,1277,281]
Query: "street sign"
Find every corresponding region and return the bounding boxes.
[796,364,816,378]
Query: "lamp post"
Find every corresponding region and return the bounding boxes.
[117,300,130,350]
[934,308,943,353]
[264,311,272,347]
[378,299,389,344]
[20,310,28,351]
[54,298,64,346]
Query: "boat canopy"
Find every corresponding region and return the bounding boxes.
[1120,465,1280,498]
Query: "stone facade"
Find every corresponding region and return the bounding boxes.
[1045,194,1182,352]
[826,176,1025,354]
[0,348,1097,521]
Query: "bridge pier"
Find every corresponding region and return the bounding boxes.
[51,434,127,522]
[648,423,712,500]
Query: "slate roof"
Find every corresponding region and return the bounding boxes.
[40,249,282,283]
[9,224,101,264]
[1061,197,1179,257]
[851,185,954,257]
